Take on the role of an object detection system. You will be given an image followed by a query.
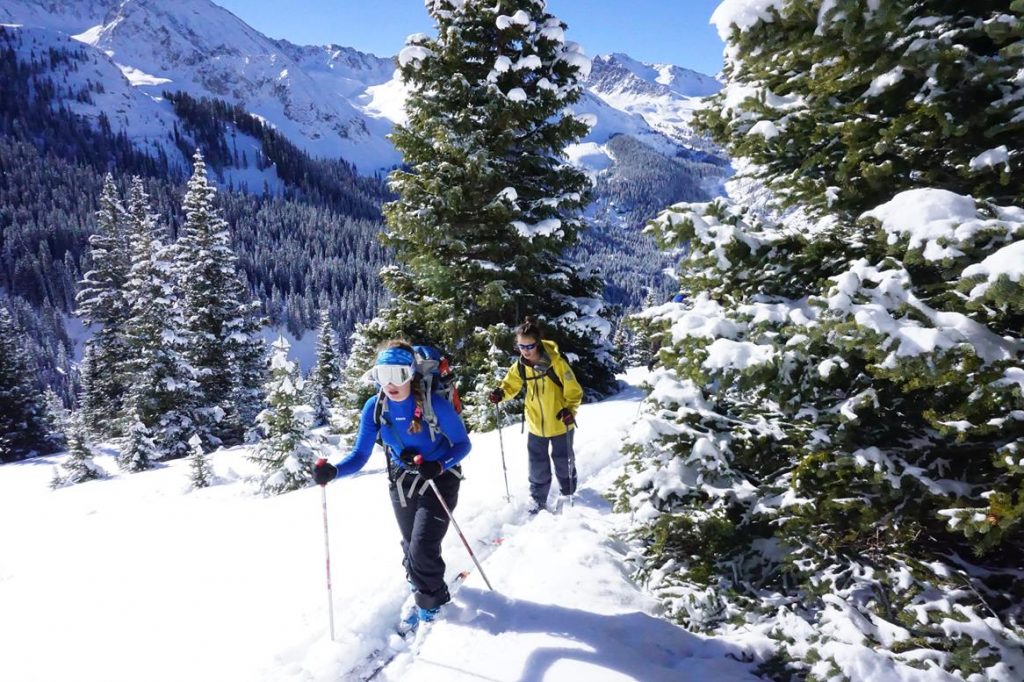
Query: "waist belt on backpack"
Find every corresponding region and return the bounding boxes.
[387,455,463,507]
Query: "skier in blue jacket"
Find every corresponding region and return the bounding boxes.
[314,341,471,626]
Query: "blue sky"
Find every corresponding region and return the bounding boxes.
[214,0,726,76]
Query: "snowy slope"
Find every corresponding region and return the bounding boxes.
[0,370,764,682]
[0,0,115,34]
[2,24,183,163]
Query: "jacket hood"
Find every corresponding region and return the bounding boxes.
[540,339,561,357]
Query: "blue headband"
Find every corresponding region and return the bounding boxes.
[375,347,415,367]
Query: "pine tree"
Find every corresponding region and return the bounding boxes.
[122,177,197,460]
[222,299,267,444]
[187,434,213,489]
[75,174,132,438]
[41,388,69,452]
[617,1,1024,677]
[50,414,104,488]
[698,1,1024,215]
[119,413,158,473]
[174,151,263,446]
[76,344,100,430]
[464,325,517,430]
[365,0,616,426]
[250,336,314,495]
[0,306,49,461]
[308,309,342,427]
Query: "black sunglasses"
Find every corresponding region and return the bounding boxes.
[517,342,538,351]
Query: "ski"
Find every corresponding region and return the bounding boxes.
[347,534,505,680]
[360,626,423,681]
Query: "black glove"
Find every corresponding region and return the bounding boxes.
[487,388,503,404]
[556,407,575,426]
[313,458,337,485]
[399,447,419,467]
[416,459,444,480]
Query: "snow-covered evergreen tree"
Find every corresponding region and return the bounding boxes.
[618,2,1024,679]
[187,434,213,489]
[76,345,100,432]
[250,336,314,495]
[119,413,158,473]
[122,177,197,460]
[41,388,69,452]
[308,309,342,427]
[50,414,104,488]
[222,298,266,444]
[174,151,263,446]
[356,0,615,426]
[698,1,1024,214]
[75,174,131,438]
[0,306,49,461]
[463,324,516,430]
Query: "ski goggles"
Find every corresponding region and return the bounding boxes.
[517,342,539,351]
[372,364,414,386]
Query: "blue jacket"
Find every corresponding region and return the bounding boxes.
[334,393,471,477]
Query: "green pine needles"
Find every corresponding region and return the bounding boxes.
[342,0,616,422]
[620,1,1024,679]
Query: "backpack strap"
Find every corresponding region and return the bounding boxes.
[373,381,451,449]
[516,358,564,393]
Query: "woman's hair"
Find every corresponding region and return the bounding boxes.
[376,339,424,435]
[515,316,543,341]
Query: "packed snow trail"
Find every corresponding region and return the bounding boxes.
[0,370,763,681]
[307,369,761,681]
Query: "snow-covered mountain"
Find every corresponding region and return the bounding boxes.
[0,0,719,175]
[585,53,721,150]
[2,0,401,171]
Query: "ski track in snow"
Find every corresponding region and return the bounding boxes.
[0,369,761,681]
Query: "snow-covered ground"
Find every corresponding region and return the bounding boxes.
[0,369,763,682]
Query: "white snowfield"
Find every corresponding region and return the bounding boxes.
[0,369,762,682]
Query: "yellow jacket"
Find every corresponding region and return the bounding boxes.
[496,339,583,437]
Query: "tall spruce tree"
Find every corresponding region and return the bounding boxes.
[0,306,49,461]
[308,309,342,427]
[122,177,197,460]
[348,0,616,424]
[250,336,314,495]
[75,174,132,437]
[174,151,263,446]
[618,2,1024,679]
[221,299,267,445]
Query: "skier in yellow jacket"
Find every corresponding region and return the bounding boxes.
[488,317,583,513]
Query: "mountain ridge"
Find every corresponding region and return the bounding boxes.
[1,0,720,174]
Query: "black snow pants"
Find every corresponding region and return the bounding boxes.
[389,466,461,609]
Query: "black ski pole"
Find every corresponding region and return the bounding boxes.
[415,456,494,591]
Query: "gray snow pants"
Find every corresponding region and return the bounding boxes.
[527,430,577,506]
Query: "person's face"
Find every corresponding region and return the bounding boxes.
[516,334,540,362]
